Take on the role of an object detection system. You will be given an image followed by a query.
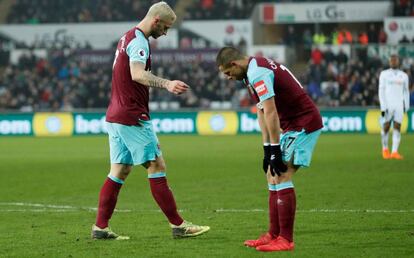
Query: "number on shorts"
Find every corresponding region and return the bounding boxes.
[284,136,296,151]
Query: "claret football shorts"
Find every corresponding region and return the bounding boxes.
[280,129,321,168]
[106,120,162,165]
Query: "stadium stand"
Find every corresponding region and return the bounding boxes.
[6,0,395,23]
[1,44,413,111]
[1,0,413,111]
[0,46,240,111]
[6,0,177,23]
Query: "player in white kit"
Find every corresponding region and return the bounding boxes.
[378,54,410,160]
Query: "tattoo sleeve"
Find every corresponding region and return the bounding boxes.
[140,70,169,89]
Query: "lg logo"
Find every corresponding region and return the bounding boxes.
[388,22,398,32]
[388,21,413,32]
[306,5,345,20]
[325,5,345,19]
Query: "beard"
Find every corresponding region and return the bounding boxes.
[151,23,164,39]
[152,31,163,39]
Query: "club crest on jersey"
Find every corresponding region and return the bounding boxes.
[253,80,268,97]
[138,49,147,58]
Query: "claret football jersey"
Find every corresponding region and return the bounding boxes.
[245,57,323,133]
[106,27,152,125]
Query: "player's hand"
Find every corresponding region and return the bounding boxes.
[166,80,189,95]
[262,145,271,174]
[269,145,287,176]
[381,110,387,117]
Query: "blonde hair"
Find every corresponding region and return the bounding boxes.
[147,1,176,22]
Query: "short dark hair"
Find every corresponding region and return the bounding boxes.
[216,47,244,68]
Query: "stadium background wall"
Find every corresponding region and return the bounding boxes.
[0,110,412,136]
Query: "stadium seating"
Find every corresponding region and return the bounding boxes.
[1,0,413,111]
[6,0,177,23]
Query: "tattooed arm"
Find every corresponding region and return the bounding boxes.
[130,61,189,94]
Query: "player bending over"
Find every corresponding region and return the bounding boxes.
[216,47,323,252]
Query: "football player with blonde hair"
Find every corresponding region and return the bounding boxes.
[92,1,209,240]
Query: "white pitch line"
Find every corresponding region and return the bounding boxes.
[0,203,413,213]
[0,202,131,212]
[214,208,414,213]
[0,209,134,213]
[0,202,76,209]
[0,209,77,213]
[300,209,414,213]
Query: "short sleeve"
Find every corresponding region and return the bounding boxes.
[247,59,275,102]
[126,30,149,64]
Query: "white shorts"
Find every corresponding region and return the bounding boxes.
[384,107,404,124]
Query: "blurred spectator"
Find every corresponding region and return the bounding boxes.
[367,24,378,43]
[313,32,327,45]
[309,63,324,84]
[358,31,369,45]
[201,0,214,10]
[321,75,339,100]
[307,80,323,100]
[336,29,353,45]
[378,28,388,44]
[323,47,336,64]
[285,25,297,46]
[337,49,349,65]
[302,29,313,50]
[311,47,323,65]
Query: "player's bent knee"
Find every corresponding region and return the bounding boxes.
[277,169,295,183]
[267,172,278,184]
[109,164,132,181]
[146,161,166,174]
[120,167,132,176]
[111,164,130,173]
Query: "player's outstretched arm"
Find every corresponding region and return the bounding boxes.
[130,62,189,95]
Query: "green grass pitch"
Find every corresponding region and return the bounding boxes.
[0,134,413,257]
